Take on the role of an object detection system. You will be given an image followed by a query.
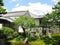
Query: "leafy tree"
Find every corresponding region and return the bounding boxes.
[0,0,7,14]
[14,16,36,38]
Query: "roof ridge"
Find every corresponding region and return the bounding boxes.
[7,10,28,14]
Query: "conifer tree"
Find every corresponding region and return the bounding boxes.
[0,0,7,14]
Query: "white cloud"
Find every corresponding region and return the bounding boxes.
[12,2,52,15]
[15,3,20,7]
[28,3,52,15]
[12,6,28,11]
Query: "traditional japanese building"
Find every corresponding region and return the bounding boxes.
[0,10,44,29]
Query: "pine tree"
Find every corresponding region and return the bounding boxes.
[0,0,7,14]
[53,1,60,20]
[0,0,4,6]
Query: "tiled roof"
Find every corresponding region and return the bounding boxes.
[2,10,44,18]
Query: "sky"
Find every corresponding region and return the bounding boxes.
[3,0,58,15]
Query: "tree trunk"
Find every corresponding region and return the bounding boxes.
[42,27,46,37]
[22,26,26,38]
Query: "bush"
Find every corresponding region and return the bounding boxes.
[29,39,45,45]
[52,34,60,45]
[2,27,19,40]
[28,35,38,42]
[25,30,40,42]
[52,33,60,37]
[41,34,60,45]
[9,38,23,43]
[9,35,24,45]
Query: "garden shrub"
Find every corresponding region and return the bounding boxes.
[27,33,39,42]
[15,35,23,43]
[52,33,60,37]
[41,34,60,45]
[9,35,24,45]
[52,34,60,45]
[8,33,25,45]
[25,30,40,42]
[29,39,45,45]
[2,27,19,40]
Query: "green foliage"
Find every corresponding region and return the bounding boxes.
[0,30,6,39]
[52,34,60,45]
[10,36,23,43]
[50,1,60,21]
[0,8,7,14]
[53,1,60,9]
[41,16,48,26]
[14,16,36,28]
[52,33,60,37]
[25,30,40,42]
[0,0,4,6]
[14,35,23,43]
[29,39,45,45]
[41,1,60,27]
[41,34,60,45]
[29,34,60,45]
[2,27,19,40]
[28,34,38,42]
[0,0,7,14]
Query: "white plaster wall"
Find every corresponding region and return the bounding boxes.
[34,18,40,26]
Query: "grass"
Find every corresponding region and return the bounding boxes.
[29,39,45,45]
